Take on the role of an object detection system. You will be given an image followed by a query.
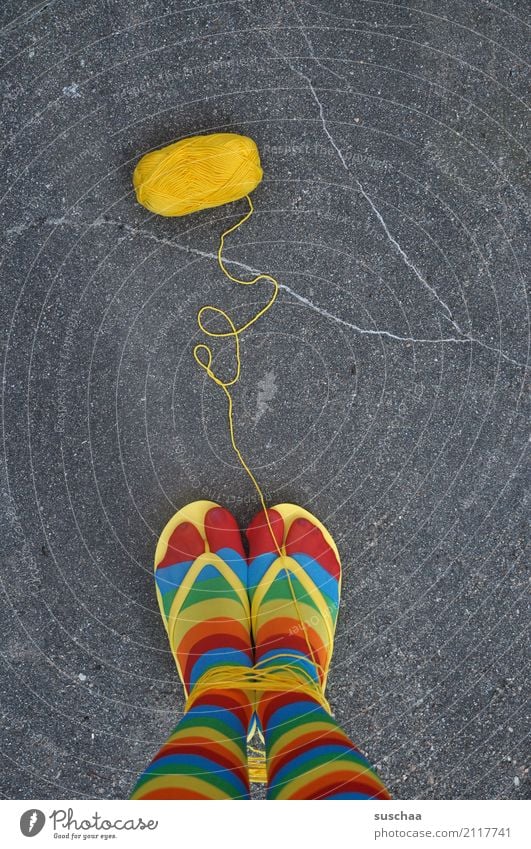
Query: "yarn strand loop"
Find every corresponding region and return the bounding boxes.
[193,195,280,549]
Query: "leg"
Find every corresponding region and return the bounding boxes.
[247,504,392,800]
[131,501,253,800]
[131,687,252,799]
[258,691,390,799]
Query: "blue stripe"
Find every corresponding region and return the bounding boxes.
[247,552,277,594]
[179,703,248,736]
[256,649,319,683]
[196,563,225,581]
[189,650,252,688]
[215,548,248,583]
[155,561,191,594]
[264,699,325,735]
[145,754,248,794]
[271,744,372,786]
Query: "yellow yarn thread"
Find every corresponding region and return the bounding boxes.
[184,664,331,716]
[192,198,325,689]
[193,193,280,541]
[133,133,282,556]
[133,132,263,217]
[134,133,330,781]
[184,664,333,784]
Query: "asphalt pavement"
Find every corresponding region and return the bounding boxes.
[0,0,528,799]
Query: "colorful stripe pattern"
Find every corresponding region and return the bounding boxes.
[130,687,252,799]
[248,505,391,800]
[247,507,340,689]
[258,692,391,799]
[130,503,253,799]
[130,500,391,800]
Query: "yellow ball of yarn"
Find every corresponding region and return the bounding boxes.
[133,132,263,217]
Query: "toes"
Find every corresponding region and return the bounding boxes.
[157,520,205,569]
[285,517,340,579]
[204,506,245,557]
[246,508,284,559]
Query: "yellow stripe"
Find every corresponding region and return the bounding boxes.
[131,774,232,800]
[274,759,381,799]
[168,552,247,623]
[170,596,248,630]
[167,727,245,762]
[266,721,336,759]
[154,500,219,567]
[269,502,341,565]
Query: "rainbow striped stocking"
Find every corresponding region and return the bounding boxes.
[130,687,252,799]
[130,502,253,800]
[248,504,392,800]
[258,691,391,799]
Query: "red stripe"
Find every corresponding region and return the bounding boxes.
[190,689,253,726]
[138,788,210,799]
[204,506,245,557]
[285,517,340,579]
[246,509,284,558]
[258,690,318,728]
[289,772,391,800]
[157,521,204,568]
[181,634,252,686]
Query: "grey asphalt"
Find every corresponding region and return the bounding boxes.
[0,0,529,800]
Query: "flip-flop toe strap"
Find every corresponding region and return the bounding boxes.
[159,552,250,696]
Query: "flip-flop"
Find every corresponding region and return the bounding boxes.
[246,503,341,751]
[154,500,252,698]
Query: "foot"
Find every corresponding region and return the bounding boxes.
[154,500,252,697]
[246,503,341,691]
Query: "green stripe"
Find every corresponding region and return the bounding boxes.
[132,763,242,797]
[261,572,323,616]
[175,715,248,753]
[266,711,337,750]
[179,576,244,613]
[270,751,377,795]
